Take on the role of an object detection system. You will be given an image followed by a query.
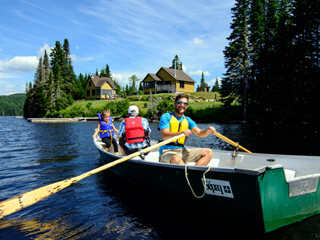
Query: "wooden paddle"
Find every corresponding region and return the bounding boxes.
[214,132,252,153]
[0,133,185,219]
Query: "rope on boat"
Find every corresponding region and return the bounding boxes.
[185,164,210,199]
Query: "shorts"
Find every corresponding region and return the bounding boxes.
[119,138,150,156]
[102,136,119,152]
[159,148,203,164]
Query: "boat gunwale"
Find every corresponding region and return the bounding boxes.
[93,138,264,176]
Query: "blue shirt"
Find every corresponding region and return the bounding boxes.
[158,112,197,155]
[118,116,151,149]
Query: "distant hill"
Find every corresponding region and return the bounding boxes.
[0,93,25,116]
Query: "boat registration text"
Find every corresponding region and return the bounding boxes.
[202,178,234,198]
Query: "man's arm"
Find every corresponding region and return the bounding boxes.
[117,121,125,139]
[191,126,216,138]
[160,128,193,140]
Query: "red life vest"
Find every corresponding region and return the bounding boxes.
[124,117,146,144]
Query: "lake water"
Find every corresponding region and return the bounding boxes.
[1,116,320,240]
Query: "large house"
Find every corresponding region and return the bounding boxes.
[84,75,117,100]
[142,67,196,94]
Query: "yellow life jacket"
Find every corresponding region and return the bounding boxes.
[169,113,189,145]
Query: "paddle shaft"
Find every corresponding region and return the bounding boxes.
[0,134,185,219]
[215,132,252,153]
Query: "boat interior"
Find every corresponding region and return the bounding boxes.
[94,138,320,183]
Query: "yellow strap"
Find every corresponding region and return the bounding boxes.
[100,130,113,147]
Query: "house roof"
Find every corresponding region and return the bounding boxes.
[142,68,196,83]
[89,75,116,89]
[149,73,162,81]
[159,67,196,83]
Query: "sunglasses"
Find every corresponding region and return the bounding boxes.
[176,100,188,106]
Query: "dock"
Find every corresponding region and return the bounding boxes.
[27,116,122,123]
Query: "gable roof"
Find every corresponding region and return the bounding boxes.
[142,73,162,82]
[89,75,116,89]
[159,67,196,83]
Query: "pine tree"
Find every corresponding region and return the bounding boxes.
[230,19,252,121]
[211,78,220,92]
[62,39,77,98]
[42,50,51,98]
[34,56,44,89]
[171,55,183,70]
[200,72,207,87]
[105,64,111,77]
[221,0,250,107]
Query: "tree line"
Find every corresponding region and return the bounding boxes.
[221,0,320,123]
[0,93,25,116]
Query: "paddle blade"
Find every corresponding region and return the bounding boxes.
[0,177,77,219]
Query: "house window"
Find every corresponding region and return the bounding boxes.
[92,89,95,96]
[165,81,171,85]
[87,90,90,96]
[180,81,185,88]
[89,81,92,87]
[144,82,155,88]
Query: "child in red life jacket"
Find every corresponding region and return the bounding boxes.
[93,109,119,155]
[117,105,151,156]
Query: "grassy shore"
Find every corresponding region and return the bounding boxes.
[60,92,242,123]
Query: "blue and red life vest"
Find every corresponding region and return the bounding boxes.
[98,113,114,138]
[124,117,147,144]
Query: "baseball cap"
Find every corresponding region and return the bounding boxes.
[128,105,139,114]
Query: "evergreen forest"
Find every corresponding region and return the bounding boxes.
[0,93,25,116]
[221,0,320,123]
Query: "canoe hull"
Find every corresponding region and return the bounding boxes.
[95,141,320,233]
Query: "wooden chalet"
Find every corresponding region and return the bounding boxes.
[84,75,117,100]
[142,67,196,94]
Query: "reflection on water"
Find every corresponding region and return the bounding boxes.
[0,116,320,240]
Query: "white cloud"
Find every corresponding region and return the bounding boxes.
[193,38,203,45]
[111,73,124,84]
[189,70,211,76]
[182,65,187,72]
[0,72,28,95]
[37,43,52,58]
[71,55,93,62]
[0,56,38,73]
[208,77,222,85]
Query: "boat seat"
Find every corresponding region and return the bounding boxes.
[187,158,220,167]
[284,169,296,181]
[96,141,115,153]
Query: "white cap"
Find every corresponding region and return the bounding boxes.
[128,105,139,114]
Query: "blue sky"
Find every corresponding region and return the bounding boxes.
[0,0,235,96]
